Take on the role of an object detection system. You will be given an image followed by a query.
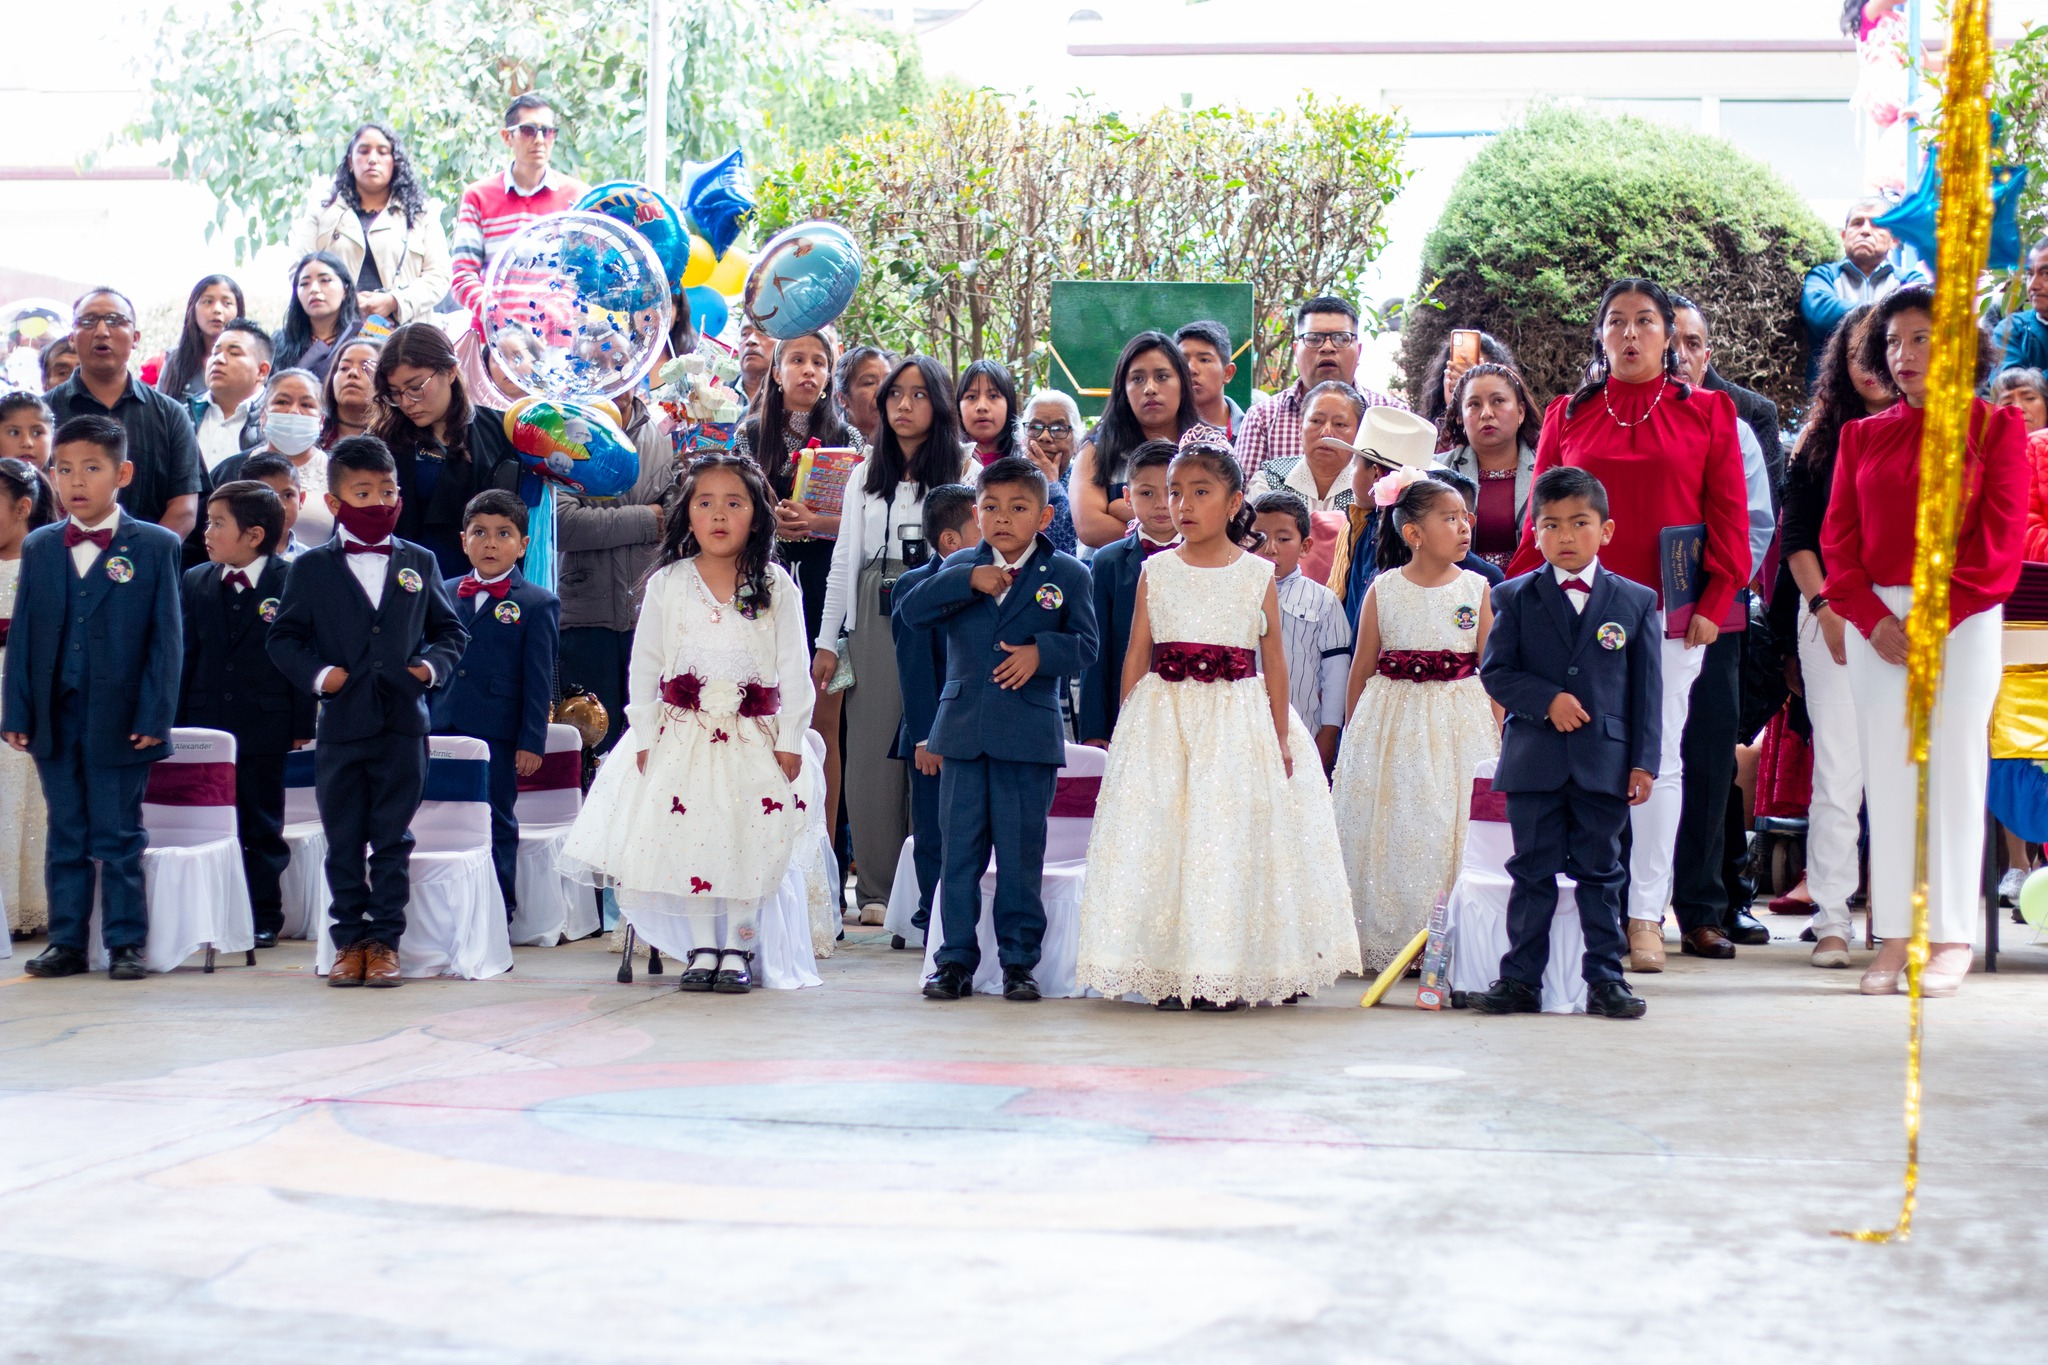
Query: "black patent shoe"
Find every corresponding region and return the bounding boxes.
[23,944,88,978]
[1154,997,1186,1010]
[1727,910,1771,946]
[922,962,973,1000]
[1002,965,1041,1002]
[1471,978,1542,1015]
[1586,980,1648,1019]
[1191,997,1247,1012]
[108,945,147,981]
[252,931,279,950]
[678,948,718,992]
[711,950,753,994]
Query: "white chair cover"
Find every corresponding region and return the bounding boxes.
[917,742,1104,997]
[279,746,327,940]
[312,735,513,979]
[510,723,593,946]
[88,728,254,973]
[1442,758,1589,1014]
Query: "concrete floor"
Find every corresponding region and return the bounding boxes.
[2,920,2045,1365]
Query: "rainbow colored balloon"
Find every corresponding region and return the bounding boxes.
[503,398,638,499]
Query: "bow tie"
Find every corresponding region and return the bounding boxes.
[64,524,113,552]
[223,568,252,591]
[459,575,511,600]
[344,541,393,557]
[1140,538,1174,558]
[1560,576,1593,595]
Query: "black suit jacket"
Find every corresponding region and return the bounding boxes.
[888,557,945,762]
[1077,532,1148,744]
[178,556,316,755]
[265,536,470,743]
[430,569,560,752]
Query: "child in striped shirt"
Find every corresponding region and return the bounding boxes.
[1250,489,1352,774]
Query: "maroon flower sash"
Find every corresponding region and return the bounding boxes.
[659,672,781,717]
[1151,641,1257,683]
[739,682,780,718]
[1376,649,1478,684]
[661,673,703,710]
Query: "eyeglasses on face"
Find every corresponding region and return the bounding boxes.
[1299,330,1358,350]
[383,373,443,404]
[74,312,133,331]
[1025,421,1072,437]
[509,123,559,141]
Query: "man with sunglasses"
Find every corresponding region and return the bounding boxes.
[449,92,590,324]
[1233,295,1406,481]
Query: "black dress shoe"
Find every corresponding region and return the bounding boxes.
[23,944,88,978]
[1002,966,1041,1002]
[1727,910,1770,946]
[1586,980,1647,1019]
[107,945,147,980]
[922,963,973,1000]
[252,931,279,950]
[1471,977,1541,1014]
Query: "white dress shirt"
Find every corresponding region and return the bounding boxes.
[312,528,417,696]
[196,393,257,470]
[990,543,1034,605]
[223,554,268,591]
[1554,557,1602,615]
[463,568,512,613]
[68,508,121,578]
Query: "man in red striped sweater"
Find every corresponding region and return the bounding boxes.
[449,93,590,327]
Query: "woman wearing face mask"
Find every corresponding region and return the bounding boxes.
[272,252,363,382]
[1438,363,1542,569]
[372,321,521,577]
[210,368,335,547]
[288,121,451,325]
[321,336,381,447]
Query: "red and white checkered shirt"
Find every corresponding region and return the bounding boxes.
[450,167,590,319]
[1233,380,1408,480]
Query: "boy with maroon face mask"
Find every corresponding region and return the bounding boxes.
[265,435,469,987]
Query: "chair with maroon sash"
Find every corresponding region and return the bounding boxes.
[509,723,591,946]
[88,727,256,973]
[1442,757,1589,1013]
[915,741,1105,998]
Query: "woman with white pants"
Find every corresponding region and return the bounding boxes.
[1820,286,2028,996]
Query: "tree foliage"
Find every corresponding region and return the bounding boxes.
[1399,106,1836,415]
[754,89,1410,383]
[126,0,925,262]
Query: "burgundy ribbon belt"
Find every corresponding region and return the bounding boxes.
[1150,641,1256,683]
[1377,649,1478,683]
[660,673,782,717]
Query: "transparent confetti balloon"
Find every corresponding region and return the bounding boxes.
[482,211,674,402]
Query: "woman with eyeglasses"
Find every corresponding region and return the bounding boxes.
[289,121,451,325]
[1072,331,1199,548]
[272,252,363,382]
[321,336,381,448]
[371,322,521,577]
[1020,388,1080,554]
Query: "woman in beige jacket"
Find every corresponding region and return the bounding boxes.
[289,120,451,326]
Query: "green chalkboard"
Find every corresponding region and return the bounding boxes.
[1048,280,1256,421]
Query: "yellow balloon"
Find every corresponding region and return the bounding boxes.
[706,247,751,297]
[679,235,716,289]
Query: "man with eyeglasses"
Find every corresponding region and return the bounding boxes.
[449,92,590,324]
[1995,237,2048,376]
[46,288,203,538]
[1233,295,1406,481]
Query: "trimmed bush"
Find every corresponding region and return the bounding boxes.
[1399,106,1837,415]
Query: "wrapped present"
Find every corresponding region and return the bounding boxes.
[792,444,863,517]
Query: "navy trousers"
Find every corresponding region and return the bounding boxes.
[484,737,519,916]
[318,731,428,950]
[908,766,942,931]
[934,756,1056,973]
[1502,784,1630,988]
[36,692,151,951]
[237,750,289,936]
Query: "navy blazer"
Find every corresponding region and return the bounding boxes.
[1481,565,1661,798]
[895,534,1097,767]
[2,515,183,766]
[431,569,560,754]
[1077,531,1148,744]
[179,556,316,755]
[888,556,946,762]
[265,536,470,743]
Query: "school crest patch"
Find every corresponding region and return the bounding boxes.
[1453,604,1477,631]
[104,556,133,584]
[397,568,423,594]
[1598,622,1626,651]
[258,597,281,623]
[494,600,521,625]
[1035,584,1063,610]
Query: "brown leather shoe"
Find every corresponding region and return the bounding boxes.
[362,941,403,987]
[1680,926,1737,960]
[1626,920,1666,973]
[328,942,367,987]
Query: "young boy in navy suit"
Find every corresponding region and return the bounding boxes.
[897,455,1097,1003]
[431,489,560,922]
[4,415,183,980]
[1474,467,1660,1020]
[266,436,468,988]
[889,483,979,945]
[180,480,315,948]
[1078,439,1177,747]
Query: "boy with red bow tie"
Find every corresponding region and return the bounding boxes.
[431,490,559,924]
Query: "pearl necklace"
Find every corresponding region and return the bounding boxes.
[691,562,737,624]
[1603,375,1669,430]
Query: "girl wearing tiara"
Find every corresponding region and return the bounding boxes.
[1075,429,1361,1009]
[0,456,55,936]
[560,454,818,993]
[1332,467,1500,973]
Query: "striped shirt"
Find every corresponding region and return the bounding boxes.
[1234,380,1407,481]
[449,168,590,318]
[1271,569,1354,730]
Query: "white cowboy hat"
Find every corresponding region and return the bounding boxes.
[1354,406,1440,472]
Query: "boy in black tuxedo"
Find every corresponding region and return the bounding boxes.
[1474,467,1660,1020]
[1077,439,1177,747]
[180,480,315,948]
[266,436,468,988]
[4,415,183,980]
[889,483,979,943]
[430,489,560,921]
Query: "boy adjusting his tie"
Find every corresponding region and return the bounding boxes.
[5,416,183,980]
[266,436,468,987]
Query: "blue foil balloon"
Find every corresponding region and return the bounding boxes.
[576,181,690,288]
[506,398,640,499]
[684,284,730,340]
[742,221,864,340]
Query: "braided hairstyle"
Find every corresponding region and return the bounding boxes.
[1167,426,1262,551]
[1374,475,1464,573]
[0,455,55,531]
[653,453,780,619]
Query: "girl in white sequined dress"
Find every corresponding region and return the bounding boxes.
[559,456,816,993]
[1332,468,1500,972]
[1075,435,1361,1009]
[0,454,53,937]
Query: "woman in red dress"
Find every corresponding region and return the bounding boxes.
[1821,285,2026,996]
[1508,278,1751,969]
